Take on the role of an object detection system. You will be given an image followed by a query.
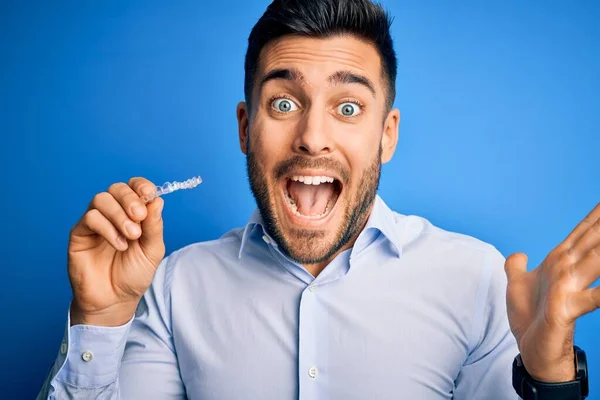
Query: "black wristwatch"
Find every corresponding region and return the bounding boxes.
[512,346,589,399]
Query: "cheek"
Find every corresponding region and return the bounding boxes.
[333,114,381,151]
[337,132,381,177]
[254,120,294,160]
[249,124,290,179]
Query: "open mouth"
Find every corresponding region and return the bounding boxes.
[282,174,343,220]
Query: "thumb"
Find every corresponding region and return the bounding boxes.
[504,252,528,282]
[139,196,165,264]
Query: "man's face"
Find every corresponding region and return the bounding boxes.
[238,35,399,266]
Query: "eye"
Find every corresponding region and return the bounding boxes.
[336,102,362,117]
[271,98,299,113]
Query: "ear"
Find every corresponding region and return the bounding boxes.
[237,101,250,154]
[381,108,400,164]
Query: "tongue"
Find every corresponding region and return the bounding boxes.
[288,181,334,216]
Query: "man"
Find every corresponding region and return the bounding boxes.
[38,0,597,398]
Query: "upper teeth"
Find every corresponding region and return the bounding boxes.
[290,175,335,185]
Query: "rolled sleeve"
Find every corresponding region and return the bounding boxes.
[54,310,133,388]
[38,255,185,400]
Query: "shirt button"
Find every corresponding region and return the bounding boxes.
[308,366,318,379]
[308,285,317,292]
[60,343,68,355]
[262,235,271,244]
[81,351,93,362]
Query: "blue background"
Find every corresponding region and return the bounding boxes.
[1,0,599,398]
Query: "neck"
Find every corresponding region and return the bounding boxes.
[303,201,376,277]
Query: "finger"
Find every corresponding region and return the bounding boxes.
[89,191,142,241]
[563,202,600,248]
[128,177,157,201]
[139,196,165,265]
[505,252,528,282]
[572,244,600,290]
[108,182,148,223]
[568,286,600,319]
[569,217,600,260]
[72,209,128,251]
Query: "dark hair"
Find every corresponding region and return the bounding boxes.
[244,0,397,112]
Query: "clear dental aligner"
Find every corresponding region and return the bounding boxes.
[142,175,202,203]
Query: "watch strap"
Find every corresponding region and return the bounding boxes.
[512,352,584,400]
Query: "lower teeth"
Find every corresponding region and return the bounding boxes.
[286,193,335,218]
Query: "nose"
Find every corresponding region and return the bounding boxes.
[292,107,334,156]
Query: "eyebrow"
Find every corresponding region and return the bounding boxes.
[259,68,306,92]
[327,70,376,97]
[258,68,377,97]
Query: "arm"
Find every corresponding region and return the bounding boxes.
[453,249,520,399]
[37,256,186,399]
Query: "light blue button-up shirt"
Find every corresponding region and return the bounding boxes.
[38,196,519,399]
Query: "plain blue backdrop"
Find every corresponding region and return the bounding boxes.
[1,0,599,398]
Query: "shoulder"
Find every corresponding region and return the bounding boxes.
[151,227,246,290]
[165,227,245,269]
[390,209,501,252]
[389,210,505,279]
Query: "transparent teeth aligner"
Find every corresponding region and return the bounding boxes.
[142,175,202,203]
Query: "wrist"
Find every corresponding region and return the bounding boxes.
[512,346,589,400]
[70,301,137,327]
[528,355,576,382]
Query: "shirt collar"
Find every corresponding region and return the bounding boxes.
[238,194,402,259]
[356,195,402,258]
[238,207,265,259]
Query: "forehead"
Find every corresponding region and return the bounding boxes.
[258,35,383,87]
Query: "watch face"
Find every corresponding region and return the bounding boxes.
[575,346,589,397]
[516,354,524,367]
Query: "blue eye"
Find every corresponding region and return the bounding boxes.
[272,98,298,113]
[337,102,362,117]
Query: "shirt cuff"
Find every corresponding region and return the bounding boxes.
[54,305,134,388]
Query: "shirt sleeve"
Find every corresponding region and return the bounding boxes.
[453,248,521,400]
[36,255,186,400]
